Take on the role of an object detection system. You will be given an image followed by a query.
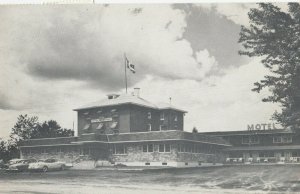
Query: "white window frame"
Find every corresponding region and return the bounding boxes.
[158,144,171,153]
[142,144,154,153]
[160,112,165,121]
[174,115,178,121]
[147,112,152,119]
[113,144,127,155]
[147,124,152,131]
[273,136,292,143]
[242,136,259,144]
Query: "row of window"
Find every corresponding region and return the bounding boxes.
[178,144,216,154]
[142,144,171,153]
[147,112,178,121]
[241,136,293,144]
[273,136,292,143]
[146,124,178,131]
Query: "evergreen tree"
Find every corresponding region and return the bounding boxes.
[239,3,300,129]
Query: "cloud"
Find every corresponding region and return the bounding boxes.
[0,5,220,91]
[135,58,280,132]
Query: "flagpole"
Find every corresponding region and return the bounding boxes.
[124,53,128,94]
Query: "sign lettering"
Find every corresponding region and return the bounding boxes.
[247,123,277,131]
[91,117,113,123]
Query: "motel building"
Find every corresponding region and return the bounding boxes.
[19,88,230,168]
[205,127,300,164]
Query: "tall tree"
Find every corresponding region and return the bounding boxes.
[10,114,39,143]
[239,3,300,129]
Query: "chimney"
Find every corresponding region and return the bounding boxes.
[134,88,140,97]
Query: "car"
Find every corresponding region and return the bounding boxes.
[28,159,70,172]
[6,159,37,172]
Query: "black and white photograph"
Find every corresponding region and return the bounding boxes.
[0,1,300,193]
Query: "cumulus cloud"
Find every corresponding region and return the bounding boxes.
[136,58,280,132]
[0,4,279,138]
[0,5,217,89]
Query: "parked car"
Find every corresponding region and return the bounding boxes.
[28,159,69,172]
[6,159,37,172]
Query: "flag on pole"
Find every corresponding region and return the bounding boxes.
[125,57,135,73]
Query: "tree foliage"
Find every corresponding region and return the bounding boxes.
[1,114,74,161]
[10,115,74,143]
[239,3,300,128]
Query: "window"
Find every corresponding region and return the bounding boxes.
[273,136,292,143]
[160,112,165,120]
[160,125,167,131]
[159,144,171,153]
[113,145,127,155]
[242,136,259,144]
[159,144,164,152]
[148,144,153,152]
[143,145,148,152]
[143,144,154,152]
[147,124,152,131]
[174,115,178,121]
[165,144,170,152]
[147,112,152,119]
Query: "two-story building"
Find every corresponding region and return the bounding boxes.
[19,88,230,167]
[204,128,300,163]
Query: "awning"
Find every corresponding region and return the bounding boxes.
[83,112,89,115]
[83,124,90,130]
[110,122,118,129]
[96,123,104,130]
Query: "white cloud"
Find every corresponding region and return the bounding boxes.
[135,58,280,132]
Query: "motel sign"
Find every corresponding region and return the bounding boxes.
[247,123,277,131]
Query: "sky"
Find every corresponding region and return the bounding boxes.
[0,3,285,138]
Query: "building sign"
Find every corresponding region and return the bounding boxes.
[247,123,277,131]
[91,117,113,123]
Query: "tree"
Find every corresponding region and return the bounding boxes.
[10,114,39,143]
[239,3,300,129]
[10,115,74,141]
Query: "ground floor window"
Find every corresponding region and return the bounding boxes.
[113,144,127,155]
[159,144,170,153]
[143,144,154,153]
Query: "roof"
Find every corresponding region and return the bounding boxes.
[201,128,294,136]
[20,131,231,147]
[156,102,187,113]
[74,94,187,112]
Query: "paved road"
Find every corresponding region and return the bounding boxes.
[0,165,300,194]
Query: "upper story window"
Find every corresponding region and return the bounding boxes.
[242,136,259,144]
[174,115,178,122]
[160,125,167,131]
[147,112,152,119]
[160,112,165,120]
[147,124,152,131]
[273,136,292,143]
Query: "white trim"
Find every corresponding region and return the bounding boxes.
[108,139,231,146]
[114,130,180,135]
[22,136,77,141]
[20,143,79,148]
[147,123,152,131]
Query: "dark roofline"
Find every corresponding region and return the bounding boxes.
[73,102,187,113]
[200,129,294,136]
